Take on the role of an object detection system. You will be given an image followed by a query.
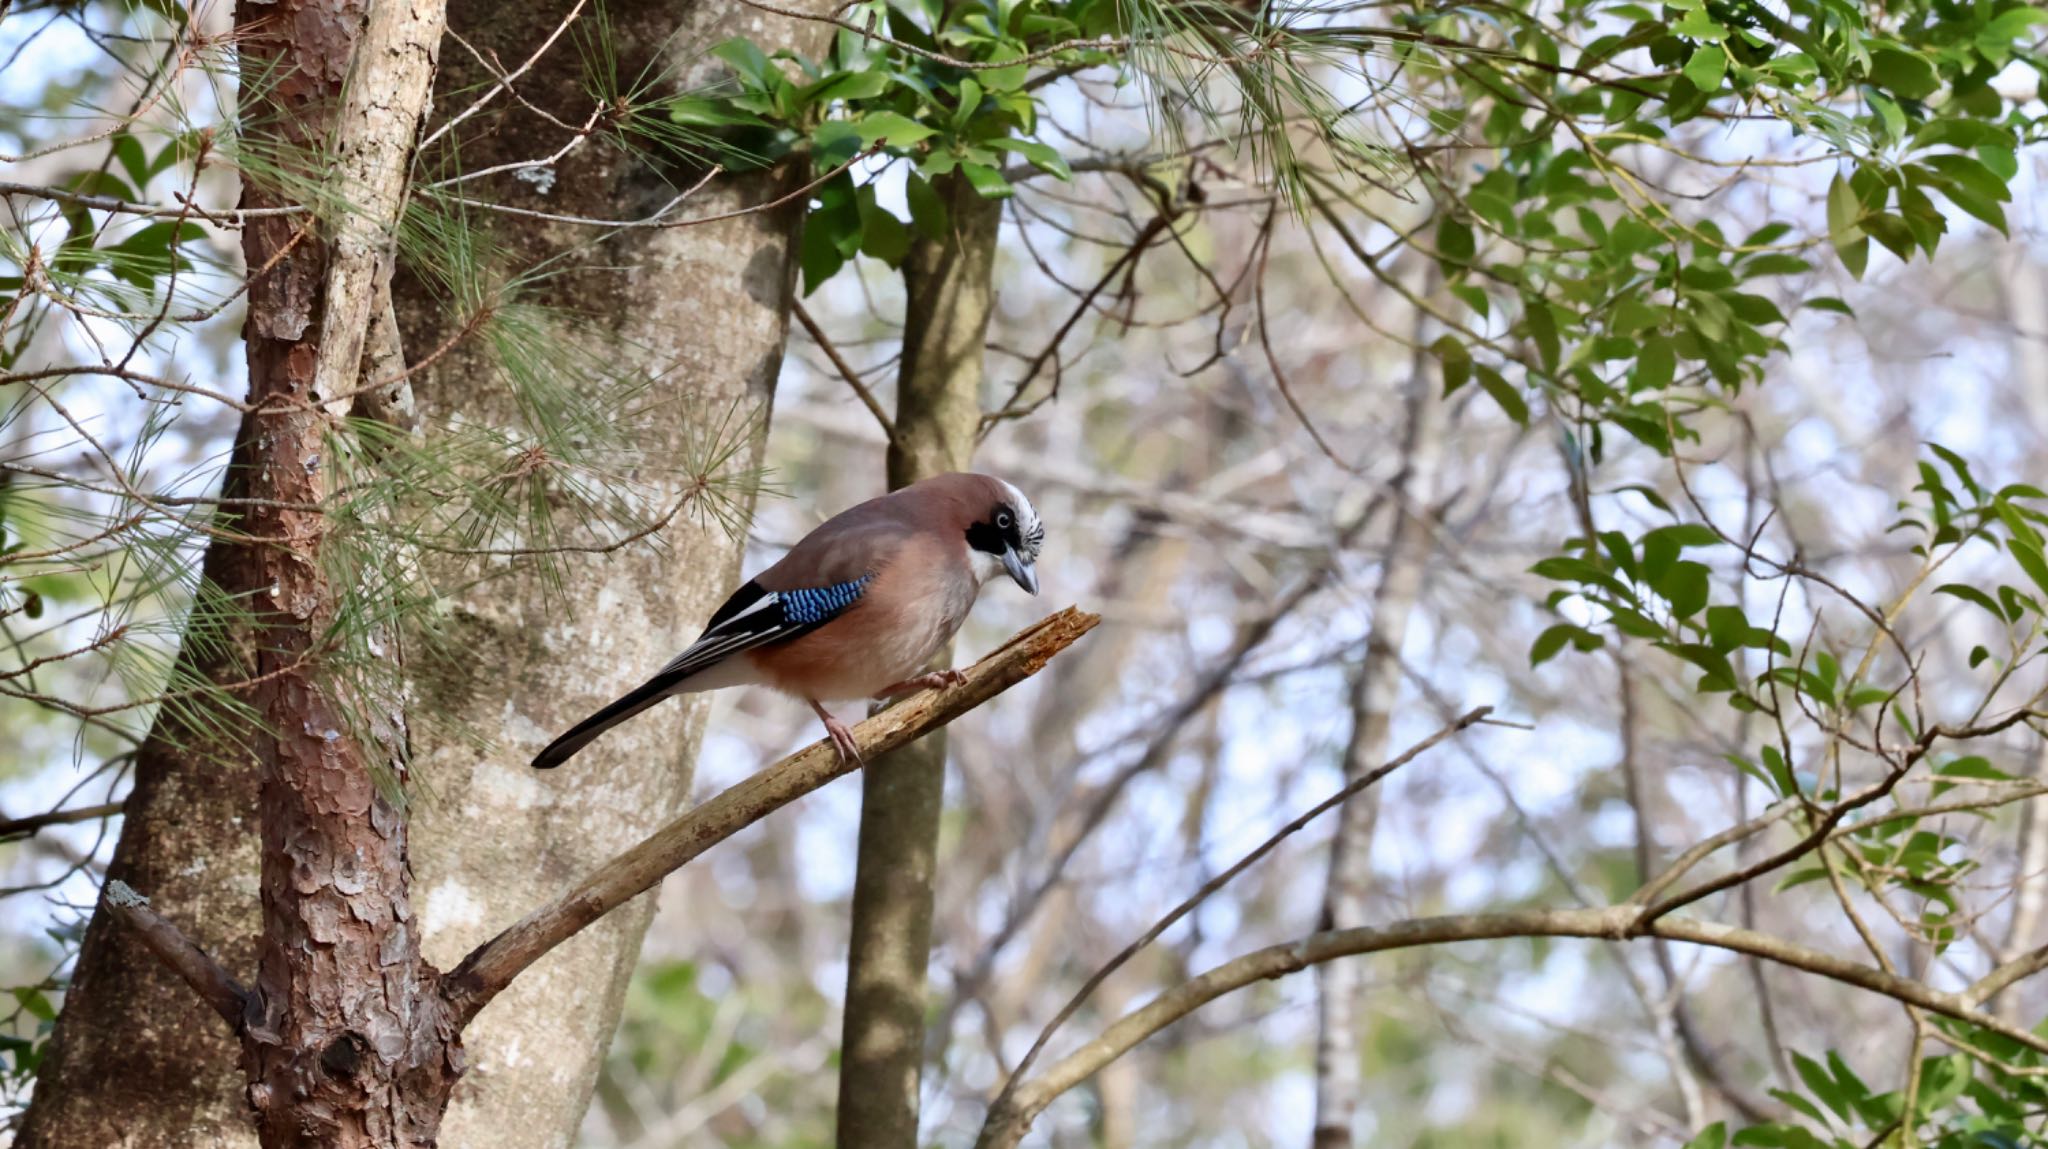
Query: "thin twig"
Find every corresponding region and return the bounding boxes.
[0,801,125,839]
[996,706,1493,1109]
[791,298,899,448]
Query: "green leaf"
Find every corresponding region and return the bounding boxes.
[1867,91,1908,145]
[1760,745,1797,796]
[980,44,1028,91]
[812,119,864,165]
[1661,559,1710,618]
[855,110,937,148]
[64,169,133,205]
[1523,298,1560,372]
[7,988,52,1023]
[1827,173,1868,279]
[1740,254,1811,277]
[804,67,893,105]
[1683,45,1728,92]
[1432,335,1471,394]
[669,97,775,128]
[1635,336,1675,391]
[1759,1094,1827,1128]
[904,172,947,240]
[1794,1052,1852,1121]
[991,137,1070,179]
[1774,865,1831,893]
[112,133,150,192]
[1922,154,2013,204]
[1531,623,1604,666]
[799,175,860,293]
[1437,216,1476,265]
[712,37,774,88]
[1826,1051,1870,1106]
[1706,604,1747,651]
[1936,755,2016,782]
[952,78,983,128]
[2010,537,2048,600]
[799,222,846,295]
[1978,144,2019,181]
[1664,641,1738,691]
[1682,1122,1727,1149]
[958,161,1012,199]
[1936,583,2010,623]
[1912,117,2011,149]
[855,184,910,267]
[1866,47,1941,100]
[1474,365,1528,425]
[1642,523,1720,551]
[1983,6,2048,42]
[1673,8,1727,40]
[1913,1053,1972,1113]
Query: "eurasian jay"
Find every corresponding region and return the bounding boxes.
[531,471,1044,769]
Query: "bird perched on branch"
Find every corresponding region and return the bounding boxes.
[532,472,1044,769]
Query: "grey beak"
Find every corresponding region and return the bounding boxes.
[1002,547,1039,595]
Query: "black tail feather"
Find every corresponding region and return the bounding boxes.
[530,676,676,769]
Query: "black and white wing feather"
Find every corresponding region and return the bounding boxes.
[531,575,871,769]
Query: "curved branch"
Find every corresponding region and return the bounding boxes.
[976,906,2048,1149]
[441,607,1100,1023]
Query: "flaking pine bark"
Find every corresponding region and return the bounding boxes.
[231,0,459,1142]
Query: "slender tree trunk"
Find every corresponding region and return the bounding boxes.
[1308,357,1440,1149]
[2000,251,2048,1023]
[396,2,827,1144]
[836,174,1001,1149]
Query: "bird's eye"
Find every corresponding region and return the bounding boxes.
[997,511,1012,528]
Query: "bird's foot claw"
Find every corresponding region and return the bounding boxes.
[822,714,863,765]
[876,669,967,699]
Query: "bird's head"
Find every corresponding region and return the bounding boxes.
[960,476,1043,595]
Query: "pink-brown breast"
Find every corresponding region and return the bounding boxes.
[745,530,978,702]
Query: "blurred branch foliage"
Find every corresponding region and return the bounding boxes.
[4,0,2048,1144]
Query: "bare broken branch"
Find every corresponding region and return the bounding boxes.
[441,607,1101,1023]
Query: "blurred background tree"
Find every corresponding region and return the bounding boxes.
[6,0,2048,1146]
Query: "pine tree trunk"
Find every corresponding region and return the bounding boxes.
[836,173,1001,1149]
[19,0,413,1140]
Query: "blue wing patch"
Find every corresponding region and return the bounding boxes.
[780,576,872,624]
[652,574,872,684]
